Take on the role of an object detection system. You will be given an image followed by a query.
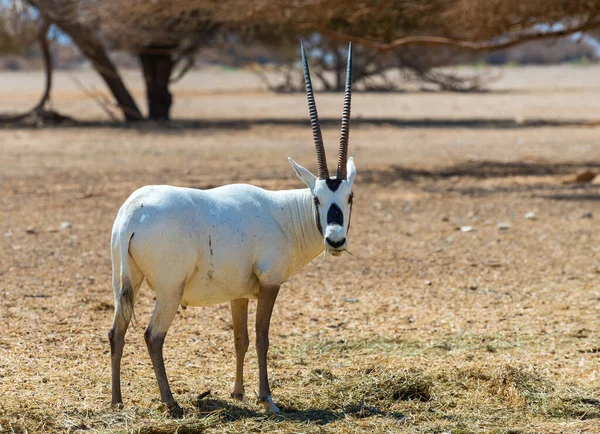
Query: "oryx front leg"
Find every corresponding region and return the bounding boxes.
[230,298,249,401]
[145,285,184,418]
[256,283,281,413]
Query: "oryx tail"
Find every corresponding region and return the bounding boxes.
[112,230,136,323]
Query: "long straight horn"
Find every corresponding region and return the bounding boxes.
[337,42,353,180]
[301,40,329,179]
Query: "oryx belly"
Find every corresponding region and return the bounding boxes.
[181,262,259,306]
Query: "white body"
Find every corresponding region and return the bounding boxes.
[109,159,356,415]
[111,183,324,307]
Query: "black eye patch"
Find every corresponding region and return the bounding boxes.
[327,203,344,226]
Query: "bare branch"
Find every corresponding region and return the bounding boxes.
[67,73,120,122]
[305,18,600,52]
[169,55,195,84]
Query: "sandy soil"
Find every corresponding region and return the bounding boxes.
[0,65,600,433]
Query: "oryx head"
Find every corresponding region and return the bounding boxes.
[289,41,356,257]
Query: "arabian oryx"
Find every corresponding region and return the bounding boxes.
[109,42,356,417]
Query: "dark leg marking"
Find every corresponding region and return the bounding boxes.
[256,284,281,412]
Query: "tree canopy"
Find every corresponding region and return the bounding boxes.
[77,0,600,50]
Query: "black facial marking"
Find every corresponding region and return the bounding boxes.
[314,204,324,235]
[325,178,343,192]
[326,237,346,248]
[327,203,344,226]
[347,201,353,233]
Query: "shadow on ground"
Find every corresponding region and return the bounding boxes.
[445,184,600,201]
[0,116,595,131]
[195,398,343,425]
[360,160,600,183]
[359,160,600,201]
[194,398,406,426]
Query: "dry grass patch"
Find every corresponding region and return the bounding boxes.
[3,75,600,432]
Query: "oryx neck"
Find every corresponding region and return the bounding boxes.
[286,188,324,257]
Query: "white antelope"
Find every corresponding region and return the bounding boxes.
[109,42,356,416]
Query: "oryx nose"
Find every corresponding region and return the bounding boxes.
[326,237,346,249]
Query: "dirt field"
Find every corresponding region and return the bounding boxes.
[1,65,600,433]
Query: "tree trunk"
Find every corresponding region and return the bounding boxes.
[35,21,52,114]
[26,0,142,121]
[58,23,143,121]
[58,22,143,121]
[139,46,176,121]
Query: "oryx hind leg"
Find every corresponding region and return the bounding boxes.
[109,253,144,407]
[230,298,249,401]
[145,283,185,418]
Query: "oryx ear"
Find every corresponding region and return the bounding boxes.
[288,158,317,190]
[346,156,357,184]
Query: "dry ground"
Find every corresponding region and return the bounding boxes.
[1,65,600,433]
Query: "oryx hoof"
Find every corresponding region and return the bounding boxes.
[258,396,280,413]
[230,392,245,402]
[167,401,184,418]
[111,402,124,410]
